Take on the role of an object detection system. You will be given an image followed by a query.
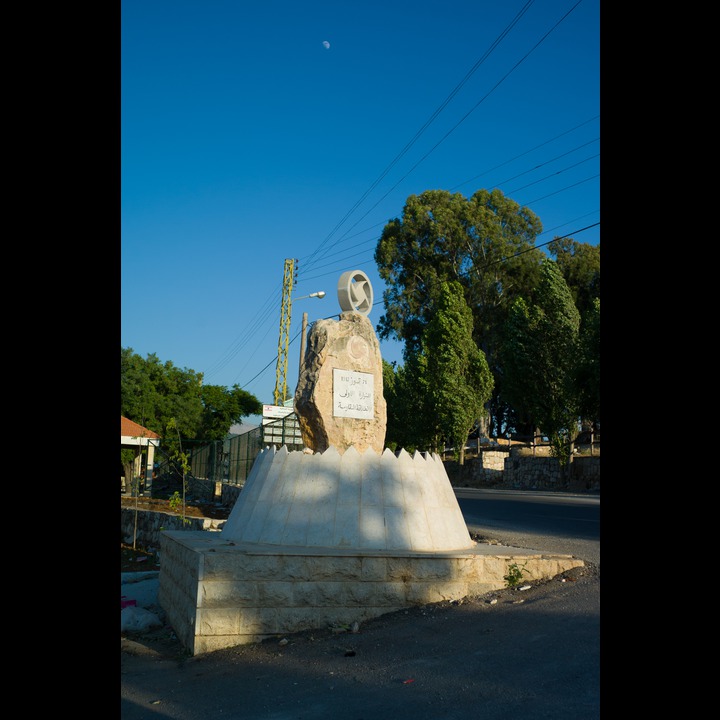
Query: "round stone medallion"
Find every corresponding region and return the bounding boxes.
[348,335,369,360]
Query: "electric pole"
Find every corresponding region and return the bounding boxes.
[273,258,297,405]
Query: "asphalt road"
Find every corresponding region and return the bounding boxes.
[121,490,600,720]
[456,488,600,566]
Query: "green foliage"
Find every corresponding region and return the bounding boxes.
[121,347,203,439]
[498,260,581,462]
[382,354,435,453]
[548,238,600,320]
[549,432,572,466]
[120,448,136,483]
[374,188,547,440]
[120,446,146,497]
[168,491,192,525]
[168,491,183,513]
[374,189,599,448]
[382,359,402,452]
[575,297,600,424]
[166,419,191,524]
[374,188,544,359]
[198,384,263,443]
[383,281,495,460]
[121,347,263,448]
[423,280,494,463]
[547,238,600,433]
[504,562,529,588]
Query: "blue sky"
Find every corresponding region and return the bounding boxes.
[121,0,600,426]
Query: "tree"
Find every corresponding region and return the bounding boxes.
[374,188,545,438]
[121,347,160,428]
[499,260,581,464]
[547,237,600,320]
[375,188,544,352]
[198,384,263,443]
[121,347,263,469]
[121,347,204,439]
[547,238,600,432]
[382,354,435,454]
[166,417,191,525]
[423,280,494,465]
[575,297,600,426]
[382,360,401,453]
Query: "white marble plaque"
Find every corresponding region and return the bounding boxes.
[333,369,374,419]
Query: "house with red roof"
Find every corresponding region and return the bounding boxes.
[121,417,161,494]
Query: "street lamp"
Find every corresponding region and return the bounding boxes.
[296,291,326,382]
[294,291,326,301]
[274,289,326,406]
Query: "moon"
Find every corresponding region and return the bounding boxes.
[322,40,330,49]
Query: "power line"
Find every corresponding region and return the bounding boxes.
[304,0,588,272]
[302,0,540,273]
[210,1,597,392]
[449,116,599,192]
[215,123,598,388]
[239,217,600,391]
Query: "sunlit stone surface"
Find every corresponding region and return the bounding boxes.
[220,445,476,552]
[294,311,387,454]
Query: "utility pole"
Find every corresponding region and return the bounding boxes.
[299,311,308,378]
[273,258,297,406]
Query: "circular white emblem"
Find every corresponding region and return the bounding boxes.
[337,270,373,315]
[348,335,369,360]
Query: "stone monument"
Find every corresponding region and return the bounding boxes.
[157,270,584,655]
[294,269,387,454]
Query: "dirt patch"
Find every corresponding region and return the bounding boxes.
[121,542,162,572]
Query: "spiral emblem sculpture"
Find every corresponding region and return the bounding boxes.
[337,269,373,315]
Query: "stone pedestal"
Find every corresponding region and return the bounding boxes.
[158,529,583,655]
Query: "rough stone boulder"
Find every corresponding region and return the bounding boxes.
[294,311,387,454]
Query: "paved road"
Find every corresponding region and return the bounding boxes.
[121,490,600,720]
[456,488,600,566]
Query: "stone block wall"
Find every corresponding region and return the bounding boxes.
[504,454,600,491]
[121,508,225,550]
[448,450,600,491]
[466,450,507,485]
[567,456,601,490]
[220,483,242,507]
[184,477,243,505]
[158,530,584,655]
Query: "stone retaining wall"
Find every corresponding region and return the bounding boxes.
[449,450,600,491]
[220,483,242,506]
[182,478,243,505]
[505,454,600,491]
[120,508,225,550]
